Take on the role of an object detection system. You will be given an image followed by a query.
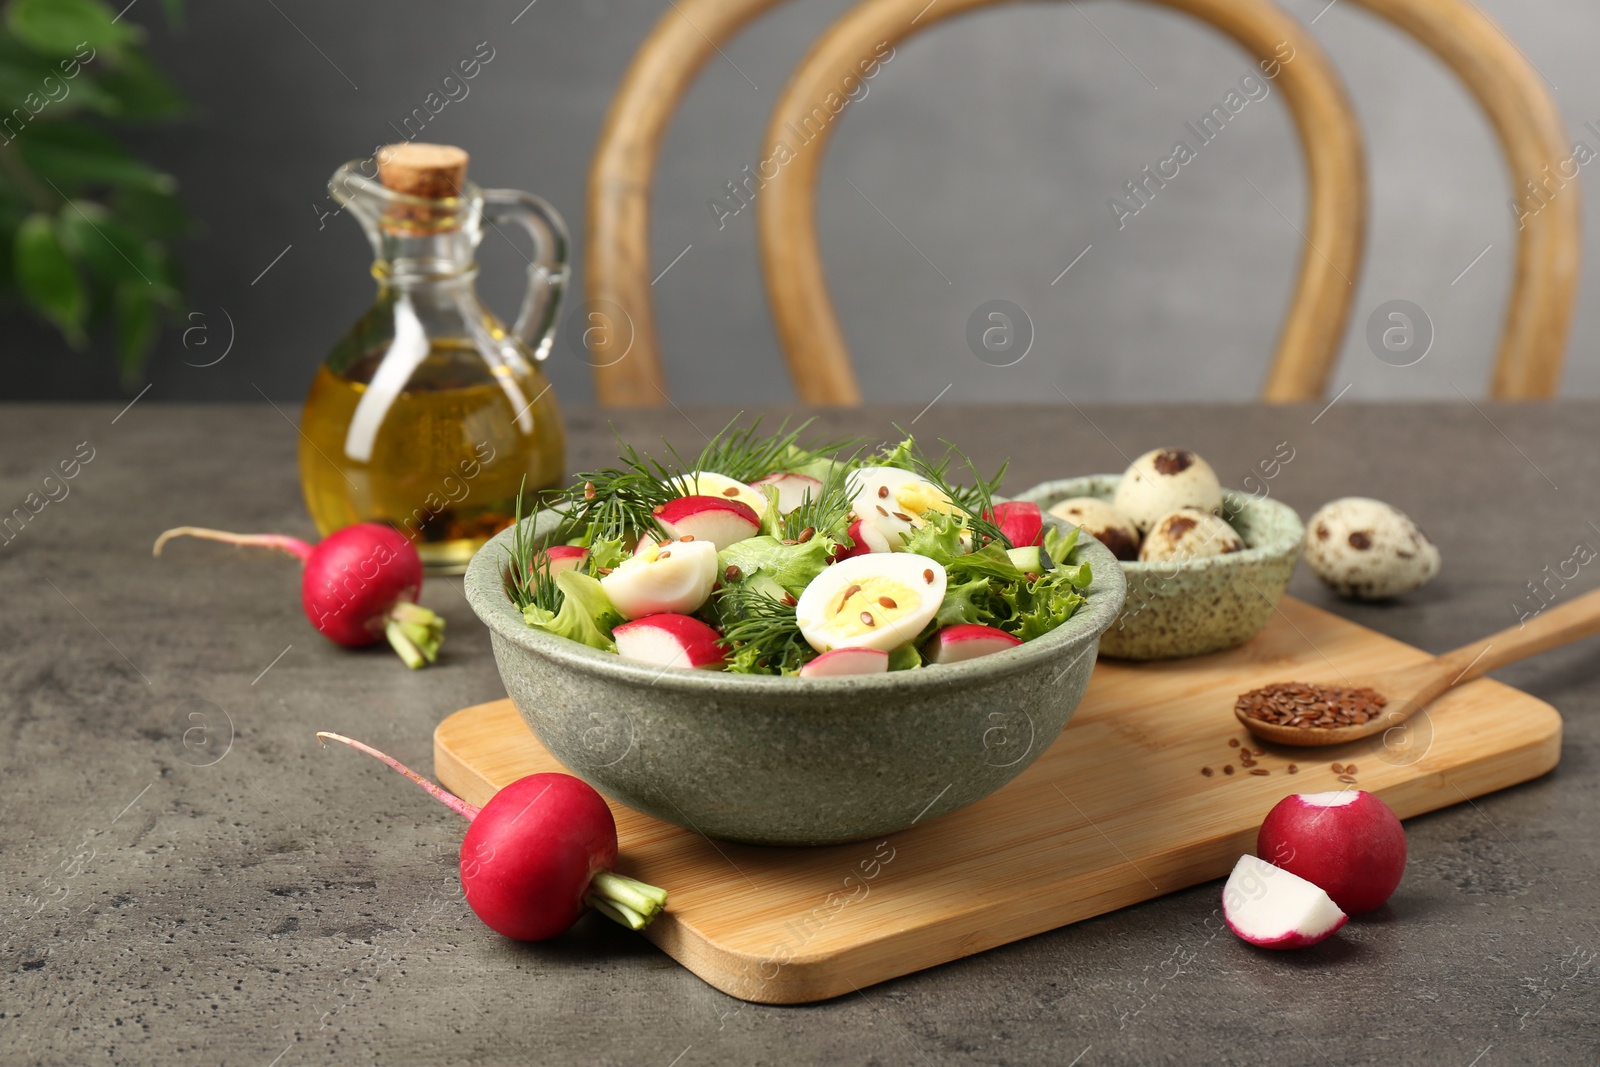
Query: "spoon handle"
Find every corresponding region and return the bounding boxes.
[1436,585,1600,685]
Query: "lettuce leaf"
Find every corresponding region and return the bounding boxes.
[718,535,835,597]
[522,570,621,651]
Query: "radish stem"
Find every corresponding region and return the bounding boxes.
[384,603,445,669]
[586,870,669,930]
[153,526,314,562]
[315,731,481,820]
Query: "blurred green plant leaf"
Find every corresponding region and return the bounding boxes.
[0,0,187,384]
[96,47,184,119]
[6,0,131,58]
[114,278,157,376]
[14,210,85,341]
[16,122,175,193]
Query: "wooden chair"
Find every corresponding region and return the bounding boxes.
[1340,0,1578,398]
[586,0,1573,404]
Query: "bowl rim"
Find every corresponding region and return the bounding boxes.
[464,511,1128,694]
[1016,475,1304,575]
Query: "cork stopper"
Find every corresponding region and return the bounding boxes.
[377,143,469,199]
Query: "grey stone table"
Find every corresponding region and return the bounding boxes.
[3,402,1598,1066]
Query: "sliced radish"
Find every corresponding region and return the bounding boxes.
[1222,854,1347,949]
[987,501,1044,547]
[684,471,768,518]
[652,495,761,551]
[613,614,726,670]
[1257,790,1407,915]
[750,471,824,515]
[799,647,889,678]
[599,538,718,619]
[835,517,892,561]
[795,552,946,653]
[532,545,588,575]
[923,624,1022,664]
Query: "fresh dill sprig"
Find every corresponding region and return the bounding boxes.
[879,428,1012,548]
[690,415,862,484]
[777,451,857,542]
[504,480,562,613]
[716,586,814,675]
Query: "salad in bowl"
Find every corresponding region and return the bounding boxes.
[504,421,1095,677]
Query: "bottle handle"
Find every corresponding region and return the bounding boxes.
[480,189,570,361]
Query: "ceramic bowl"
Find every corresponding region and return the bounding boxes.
[463,511,1127,846]
[1016,476,1303,661]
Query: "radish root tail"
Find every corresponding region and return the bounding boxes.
[315,731,481,820]
[153,527,315,562]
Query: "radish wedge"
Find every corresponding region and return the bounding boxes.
[835,517,892,561]
[988,501,1044,547]
[652,495,760,551]
[532,545,587,575]
[799,647,889,678]
[923,624,1022,664]
[613,614,726,670]
[1222,854,1347,949]
[750,471,823,515]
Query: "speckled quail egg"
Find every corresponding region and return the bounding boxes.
[1113,448,1223,532]
[1304,497,1440,600]
[1138,509,1244,563]
[1047,497,1141,561]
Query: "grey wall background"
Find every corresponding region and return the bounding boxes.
[5,0,1597,405]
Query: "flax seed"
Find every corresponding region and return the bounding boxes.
[1223,765,1234,775]
[860,612,875,627]
[878,596,897,610]
[1201,767,1214,777]
[923,569,935,583]
[723,487,740,497]
[724,565,741,582]
[1250,768,1270,776]
[798,527,816,543]
[877,485,890,498]
[1338,774,1358,784]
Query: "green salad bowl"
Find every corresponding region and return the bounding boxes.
[1017,476,1303,661]
[463,510,1127,846]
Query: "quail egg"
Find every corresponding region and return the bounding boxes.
[1304,497,1440,600]
[1113,448,1223,532]
[1047,497,1141,561]
[1138,509,1244,563]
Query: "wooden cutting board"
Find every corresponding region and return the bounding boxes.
[434,597,1562,1004]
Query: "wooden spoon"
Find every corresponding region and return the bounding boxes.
[1236,586,1600,747]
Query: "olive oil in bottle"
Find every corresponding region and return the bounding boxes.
[298,143,570,573]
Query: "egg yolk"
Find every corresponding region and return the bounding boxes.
[826,577,921,638]
[895,481,958,517]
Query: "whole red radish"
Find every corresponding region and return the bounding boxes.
[153,524,445,668]
[1258,790,1407,915]
[316,733,667,939]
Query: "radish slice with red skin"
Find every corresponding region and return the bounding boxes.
[750,471,823,515]
[834,517,892,561]
[315,732,668,939]
[154,523,445,669]
[923,624,1022,664]
[1222,854,1347,949]
[799,647,889,677]
[986,502,1045,548]
[652,495,761,550]
[613,613,726,669]
[532,545,588,575]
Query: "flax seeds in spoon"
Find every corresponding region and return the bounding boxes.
[1235,682,1388,729]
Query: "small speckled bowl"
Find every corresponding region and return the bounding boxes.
[1017,476,1303,661]
[464,511,1127,846]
